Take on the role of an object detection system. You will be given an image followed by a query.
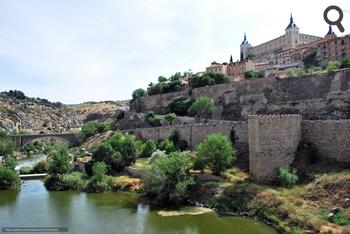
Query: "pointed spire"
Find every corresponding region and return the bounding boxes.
[286,13,297,29]
[241,33,247,45]
[230,55,233,63]
[326,25,336,36]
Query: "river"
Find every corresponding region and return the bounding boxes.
[0,180,277,234]
[14,154,46,171]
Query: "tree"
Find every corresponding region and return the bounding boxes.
[140,140,157,158]
[164,113,177,125]
[159,140,177,154]
[340,58,350,69]
[158,76,167,83]
[86,162,111,193]
[244,70,265,79]
[168,96,193,116]
[143,152,194,204]
[195,134,236,175]
[47,146,72,176]
[0,165,21,189]
[188,96,214,120]
[132,88,146,99]
[0,138,15,157]
[145,111,162,127]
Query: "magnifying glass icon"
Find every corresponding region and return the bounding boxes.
[324,5,345,32]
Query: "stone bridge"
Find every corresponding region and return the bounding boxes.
[9,133,79,148]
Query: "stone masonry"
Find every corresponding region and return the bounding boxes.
[248,115,302,183]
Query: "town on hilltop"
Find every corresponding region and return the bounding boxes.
[204,14,350,80]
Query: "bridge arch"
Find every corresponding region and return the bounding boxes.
[10,133,78,148]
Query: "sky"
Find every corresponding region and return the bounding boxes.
[0,0,349,104]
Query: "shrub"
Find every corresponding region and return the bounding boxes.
[19,166,34,175]
[340,58,350,69]
[33,160,48,173]
[195,134,236,175]
[132,88,146,99]
[164,113,177,125]
[244,70,265,78]
[47,146,72,176]
[78,121,110,142]
[140,140,157,158]
[143,152,194,204]
[86,162,111,193]
[159,140,177,154]
[0,165,21,189]
[3,155,17,170]
[327,61,341,73]
[192,155,205,172]
[145,111,162,127]
[177,140,189,151]
[0,138,15,157]
[188,96,214,120]
[168,96,193,116]
[61,172,87,191]
[277,167,298,187]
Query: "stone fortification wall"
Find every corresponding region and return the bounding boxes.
[131,69,350,120]
[248,115,302,183]
[302,119,350,163]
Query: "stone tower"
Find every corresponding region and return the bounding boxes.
[240,33,251,61]
[285,14,300,47]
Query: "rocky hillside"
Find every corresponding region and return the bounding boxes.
[0,91,128,133]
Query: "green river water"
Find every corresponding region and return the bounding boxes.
[0,173,277,234]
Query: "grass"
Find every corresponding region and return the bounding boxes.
[130,158,151,170]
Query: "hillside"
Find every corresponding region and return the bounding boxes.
[0,91,128,133]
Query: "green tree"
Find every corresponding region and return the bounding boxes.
[195,134,236,175]
[132,88,146,99]
[140,140,157,158]
[164,113,177,125]
[143,152,194,204]
[188,96,214,120]
[168,96,193,116]
[159,140,177,154]
[340,58,350,69]
[47,146,72,176]
[86,162,111,193]
[158,76,167,83]
[0,165,21,190]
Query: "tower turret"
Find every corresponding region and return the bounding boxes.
[240,33,251,61]
[285,14,300,47]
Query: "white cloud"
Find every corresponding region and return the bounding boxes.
[0,0,349,103]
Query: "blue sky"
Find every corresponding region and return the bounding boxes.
[0,0,349,103]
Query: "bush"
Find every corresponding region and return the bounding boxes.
[86,162,111,193]
[188,96,214,120]
[143,152,194,204]
[47,146,72,176]
[92,143,122,172]
[33,160,48,173]
[19,166,34,175]
[340,58,350,69]
[192,155,205,172]
[3,155,17,170]
[244,70,265,78]
[79,121,110,142]
[145,111,162,127]
[327,61,341,73]
[195,134,236,175]
[164,113,176,125]
[168,96,193,116]
[61,172,87,191]
[277,167,298,187]
[0,165,21,189]
[190,73,230,88]
[0,138,16,157]
[132,88,146,99]
[177,140,189,151]
[159,140,177,154]
[140,140,157,158]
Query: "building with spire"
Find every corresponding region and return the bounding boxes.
[241,15,322,62]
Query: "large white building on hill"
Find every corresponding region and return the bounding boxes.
[240,15,322,62]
